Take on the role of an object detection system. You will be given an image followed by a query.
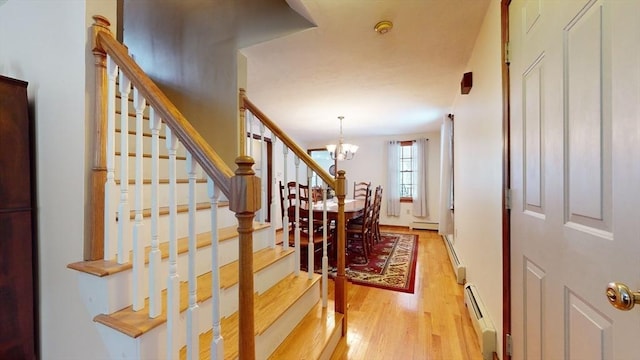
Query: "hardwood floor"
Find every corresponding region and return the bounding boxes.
[328,227,483,360]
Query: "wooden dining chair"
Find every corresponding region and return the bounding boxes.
[279,181,333,270]
[346,187,373,263]
[280,181,324,233]
[370,185,383,244]
[353,181,371,200]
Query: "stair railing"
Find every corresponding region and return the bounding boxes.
[239,89,349,329]
[90,16,259,360]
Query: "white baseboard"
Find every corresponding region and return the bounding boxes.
[409,221,438,230]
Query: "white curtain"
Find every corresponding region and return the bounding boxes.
[412,138,428,217]
[387,140,401,216]
[438,115,454,235]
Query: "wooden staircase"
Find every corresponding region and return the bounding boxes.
[68,15,347,360]
[68,107,343,358]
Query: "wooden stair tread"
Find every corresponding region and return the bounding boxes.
[128,201,213,220]
[269,300,343,360]
[93,245,294,338]
[180,272,321,360]
[254,272,321,334]
[67,222,269,277]
[115,128,167,140]
[115,178,208,185]
[115,109,150,120]
[219,245,293,290]
[115,151,187,161]
[153,222,271,263]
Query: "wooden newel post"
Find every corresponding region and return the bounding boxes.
[85,15,111,260]
[335,170,348,335]
[230,155,261,360]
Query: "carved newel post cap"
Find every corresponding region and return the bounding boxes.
[93,15,111,27]
[229,156,261,213]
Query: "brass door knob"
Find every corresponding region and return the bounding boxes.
[606,282,640,311]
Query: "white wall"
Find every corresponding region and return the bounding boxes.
[450,0,503,357]
[0,1,115,358]
[309,131,441,228]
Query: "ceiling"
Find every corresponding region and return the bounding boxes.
[240,0,492,144]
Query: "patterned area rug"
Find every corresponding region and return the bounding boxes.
[345,232,419,293]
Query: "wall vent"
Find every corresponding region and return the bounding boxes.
[443,235,465,284]
[409,221,438,230]
[464,283,497,360]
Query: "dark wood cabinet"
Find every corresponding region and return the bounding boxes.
[0,75,37,359]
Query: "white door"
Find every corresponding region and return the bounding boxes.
[510,0,640,358]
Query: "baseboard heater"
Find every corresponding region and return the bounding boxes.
[443,235,465,284]
[409,221,438,230]
[464,283,497,360]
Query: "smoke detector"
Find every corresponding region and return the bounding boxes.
[374,20,393,34]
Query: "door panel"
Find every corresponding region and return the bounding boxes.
[567,290,613,359]
[524,258,544,359]
[565,0,611,232]
[510,0,640,358]
[523,54,545,216]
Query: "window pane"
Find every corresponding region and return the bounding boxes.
[398,143,415,199]
[400,184,411,197]
[401,145,411,157]
[402,172,412,184]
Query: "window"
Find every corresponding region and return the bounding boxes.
[308,148,335,186]
[399,140,414,202]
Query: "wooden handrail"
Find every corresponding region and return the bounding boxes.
[93,16,233,198]
[239,89,336,188]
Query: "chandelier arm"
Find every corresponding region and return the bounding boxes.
[326,115,357,161]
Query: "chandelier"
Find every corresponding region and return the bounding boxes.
[326,116,358,161]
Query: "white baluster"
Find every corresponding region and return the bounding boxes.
[294,156,301,276]
[132,88,146,311]
[165,127,180,360]
[117,73,131,264]
[186,152,199,360]
[307,167,314,277]
[259,123,266,224]
[270,137,278,248]
[208,178,224,360]
[148,108,162,318]
[104,55,118,260]
[282,146,289,250]
[322,181,328,307]
[248,111,254,156]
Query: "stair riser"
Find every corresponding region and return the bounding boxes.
[96,319,146,360]
[106,206,240,261]
[85,226,273,315]
[319,324,344,360]
[111,181,210,211]
[219,251,295,319]
[106,207,214,261]
[255,254,295,295]
[97,255,300,359]
[114,154,203,181]
[256,281,321,360]
[115,130,188,158]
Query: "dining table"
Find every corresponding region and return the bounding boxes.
[286,198,365,224]
[310,198,365,223]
